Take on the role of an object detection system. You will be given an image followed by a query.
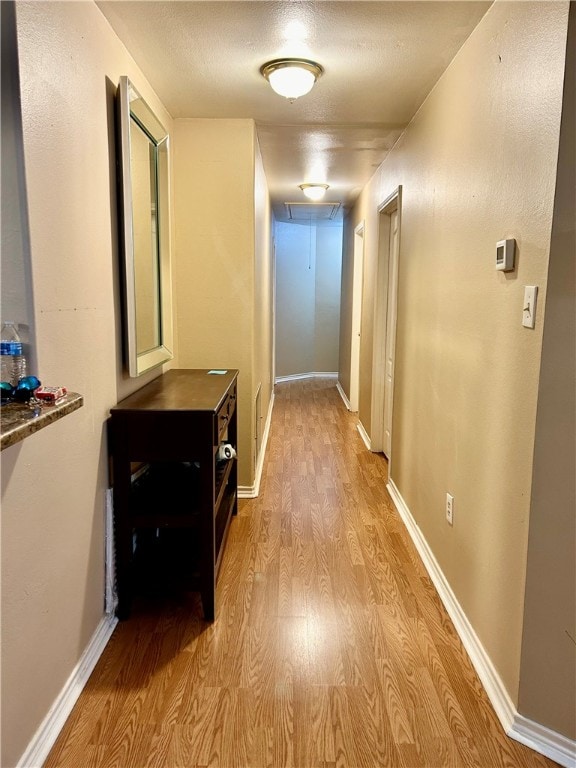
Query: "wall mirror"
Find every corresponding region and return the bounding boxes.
[117,76,173,377]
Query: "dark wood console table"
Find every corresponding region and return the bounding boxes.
[109,368,238,621]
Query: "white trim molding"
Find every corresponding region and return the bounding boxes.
[357,420,371,450]
[336,380,352,410]
[386,479,576,768]
[275,371,338,383]
[336,381,372,451]
[510,714,576,768]
[238,486,258,498]
[238,391,275,499]
[17,614,118,768]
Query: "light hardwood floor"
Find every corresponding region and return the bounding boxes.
[44,377,558,768]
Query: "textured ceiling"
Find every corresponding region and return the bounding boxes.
[97,1,492,222]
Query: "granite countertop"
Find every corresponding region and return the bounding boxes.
[0,392,83,451]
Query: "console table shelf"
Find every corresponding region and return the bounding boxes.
[109,369,238,620]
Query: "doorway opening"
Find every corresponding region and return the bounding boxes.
[371,187,402,462]
[349,222,365,412]
[274,219,343,381]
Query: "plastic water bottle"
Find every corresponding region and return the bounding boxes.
[0,321,27,386]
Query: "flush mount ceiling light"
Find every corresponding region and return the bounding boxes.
[260,58,324,100]
[299,183,329,201]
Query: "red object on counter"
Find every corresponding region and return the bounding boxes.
[35,386,67,403]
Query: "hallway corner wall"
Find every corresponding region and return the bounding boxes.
[173,117,271,489]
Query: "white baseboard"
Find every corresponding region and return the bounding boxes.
[238,392,275,499]
[510,714,576,768]
[386,479,576,768]
[336,381,352,410]
[275,371,338,383]
[357,420,371,450]
[17,614,118,768]
[238,487,257,498]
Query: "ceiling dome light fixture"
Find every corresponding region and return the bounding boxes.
[260,58,324,100]
[299,183,329,201]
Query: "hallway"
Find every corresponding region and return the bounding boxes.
[44,378,557,768]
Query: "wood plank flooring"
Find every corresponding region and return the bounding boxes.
[44,378,559,768]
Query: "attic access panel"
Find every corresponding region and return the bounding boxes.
[284,202,342,221]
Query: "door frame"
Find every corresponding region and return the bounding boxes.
[349,221,365,412]
[370,187,402,460]
[272,234,277,387]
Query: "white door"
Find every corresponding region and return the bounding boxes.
[350,223,364,412]
[370,187,401,458]
[383,210,399,457]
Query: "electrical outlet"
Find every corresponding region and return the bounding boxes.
[446,493,454,526]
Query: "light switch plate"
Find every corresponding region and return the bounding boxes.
[522,286,538,329]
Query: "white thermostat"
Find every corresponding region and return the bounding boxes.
[496,238,516,271]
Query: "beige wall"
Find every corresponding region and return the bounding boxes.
[2,2,176,766]
[343,0,570,721]
[519,2,576,738]
[314,226,343,373]
[173,118,273,488]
